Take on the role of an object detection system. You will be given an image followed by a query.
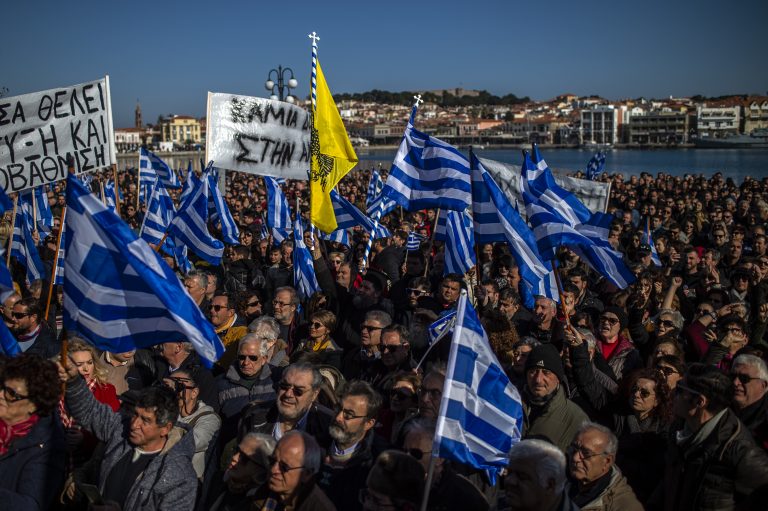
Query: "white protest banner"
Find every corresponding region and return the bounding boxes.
[206,93,310,180]
[0,77,116,193]
[478,156,611,213]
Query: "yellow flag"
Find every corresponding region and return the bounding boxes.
[310,60,358,233]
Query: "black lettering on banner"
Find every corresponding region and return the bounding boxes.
[9,163,27,191]
[0,166,7,190]
[38,95,53,121]
[83,84,99,114]
[3,131,18,163]
[28,160,46,186]
[299,141,310,163]
[0,103,9,126]
[20,128,35,160]
[70,120,85,149]
[301,114,310,131]
[99,114,106,143]
[79,148,92,171]
[86,118,101,146]
[40,156,60,182]
[69,87,85,116]
[53,90,69,119]
[0,103,22,126]
[38,125,58,156]
[259,137,274,162]
[97,81,105,110]
[93,144,106,167]
[235,134,259,164]
[287,109,297,128]
[265,104,285,125]
[230,97,264,124]
[12,102,25,124]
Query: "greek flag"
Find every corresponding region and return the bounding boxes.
[433,291,523,484]
[54,211,67,285]
[140,180,175,246]
[434,209,449,242]
[585,152,606,180]
[179,166,200,206]
[11,207,45,283]
[19,187,53,236]
[264,177,292,246]
[63,173,224,366]
[140,147,180,189]
[331,190,390,239]
[428,310,456,345]
[366,168,383,208]
[382,106,471,212]
[103,179,120,213]
[443,210,475,276]
[366,192,398,219]
[470,153,555,300]
[168,170,224,266]
[0,186,12,214]
[293,214,320,300]
[406,231,426,250]
[320,227,350,247]
[207,171,239,245]
[524,145,591,227]
[642,223,662,267]
[80,174,94,193]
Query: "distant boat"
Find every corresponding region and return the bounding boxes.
[583,141,613,152]
[694,129,768,149]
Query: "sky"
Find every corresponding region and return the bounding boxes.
[3,0,767,128]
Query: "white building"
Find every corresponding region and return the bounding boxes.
[697,104,741,138]
[580,105,619,144]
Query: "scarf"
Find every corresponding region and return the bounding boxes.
[0,414,40,455]
[59,378,97,428]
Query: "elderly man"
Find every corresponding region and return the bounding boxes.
[253,430,336,510]
[318,381,388,511]
[59,364,197,511]
[158,341,219,413]
[372,325,417,392]
[504,439,578,511]
[184,270,209,311]
[567,423,642,511]
[271,286,307,355]
[240,362,334,449]
[342,310,392,381]
[217,326,280,445]
[522,344,588,452]
[207,433,275,511]
[661,363,768,510]
[731,354,768,448]
[520,296,566,348]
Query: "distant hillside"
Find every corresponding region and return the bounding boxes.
[333,89,530,107]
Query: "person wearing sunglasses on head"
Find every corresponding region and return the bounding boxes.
[10,297,59,359]
[0,354,66,510]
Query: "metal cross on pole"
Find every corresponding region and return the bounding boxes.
[413,94,424,107]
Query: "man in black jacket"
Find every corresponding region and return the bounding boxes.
[659,363,768,510]
[11,297,58,358]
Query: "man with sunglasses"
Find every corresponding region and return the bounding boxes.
[10,297,58,359]
[206,433,275,511]
[209,292,248,371]
[317,381,388,511]
[730,354,768,448]
[659,363,768,510]
[157,341,220,414]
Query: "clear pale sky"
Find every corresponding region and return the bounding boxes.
[3,0,766,128]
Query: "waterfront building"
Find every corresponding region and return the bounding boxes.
[744,97,768,134]
[696,102,741,139]
[580,105,623,145]
[627,106,696,145]
[160,115,203,147]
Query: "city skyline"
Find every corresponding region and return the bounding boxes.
[3,0,767,128]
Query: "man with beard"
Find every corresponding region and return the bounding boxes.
[10,297,58,358]
[317,381,388,511]
[239,362,334,449]
[498,287,533,328]
[271,287,307,355]
[207,433,275,511]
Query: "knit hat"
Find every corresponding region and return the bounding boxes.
[524,344,566,383]
[602,306,628,331]
[366,450,425,505]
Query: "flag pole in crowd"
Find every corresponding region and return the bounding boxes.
[112,163,121,217]
[44,206,66,321]
[6,196,17,267]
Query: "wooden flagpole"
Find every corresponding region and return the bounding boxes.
[44,206,65,321]
[113,164,121,217]
[6,196,17,267]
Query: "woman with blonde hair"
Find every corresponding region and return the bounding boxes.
[294,310,342,369]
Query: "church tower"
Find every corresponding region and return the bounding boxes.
[135,100,143,129]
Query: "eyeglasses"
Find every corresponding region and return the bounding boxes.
[407,288,429,297]
[599,316,619,325]
[381,344,405,354]
[310,322,325,329]
[238,354,261,362]
[656,365,679,376]
[247,301,261,308]
[11,312,30,320]
[0,383,29,403]
[567,444,608,460]
[361,324,383,332]
[235,447,262,466]
[390,388,416,400]
[334,406,368,421]
[209,304,229,312]
[272,300,293,308]
[731,373,765,385]
[631,386,655,399]
[659,319,675,328]
[268,456,304,474]
[277,382,309,397]
[695,308,713,316]
[405,448,431,460]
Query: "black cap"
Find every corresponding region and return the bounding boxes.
[524,344,566,383]
[363,269,389,292]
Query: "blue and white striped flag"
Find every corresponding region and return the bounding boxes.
[470,154,555,301]
[382,106,471,212]
[366,168,383,208]
[168,170,224,266]
[642,220,662,267]
[264,177,292,246]
[366,192,398,219]
[293,214,320,300]
[524,145,592,227]
[433,290,523,484]
[406,231,426,250]
[63,173,224,366]
[103,179,120,213]
[331,190,390,239]
[585,152,606,180]
[19,187,53,236]
[140,147,181,189]
[140,179,176,246]
[434,209,449,242]
[11,207,45,283]
[54,210,67,285]
[179,165,200,207]
[428,310,456,345]
[319,226,350,247]
[0,256,18,357]
[207,171,239,245]
[443,210,475,276]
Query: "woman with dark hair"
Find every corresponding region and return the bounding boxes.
[0,353,66,509]
[653,354,685,390]
[612,367,672,502]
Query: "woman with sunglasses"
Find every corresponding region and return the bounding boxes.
[380,371,420,444]
[294,310,342,370]
[0,353,66,509]
[654,355,685,390]
[612,368,672,502]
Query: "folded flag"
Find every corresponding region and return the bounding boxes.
[264,176,292,246]
[428,310,456,346]
[433,290,523,484]
[11,206,45,283]
[63,173,223,366]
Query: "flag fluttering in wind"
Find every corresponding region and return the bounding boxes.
[264,176,292,245]
[433,291,523,485]
[293,212,320,300]
[207,170,239,245]
[140,147,180,189]
[642,220,662,267]
[585,152,606,180]
[366,168,383,209]
[330,190,390,239]
[11,205,45,283]
[309,35,358,233]
[406,231,426,251]
[63,173,223,366]
[382,105,471,213]
[103,179,121,214]
[443,210,475,276]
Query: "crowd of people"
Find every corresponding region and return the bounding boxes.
[1,165,768,511]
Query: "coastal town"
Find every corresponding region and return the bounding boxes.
[114,89,768,153]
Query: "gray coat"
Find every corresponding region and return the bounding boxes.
[65,377,198,511]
